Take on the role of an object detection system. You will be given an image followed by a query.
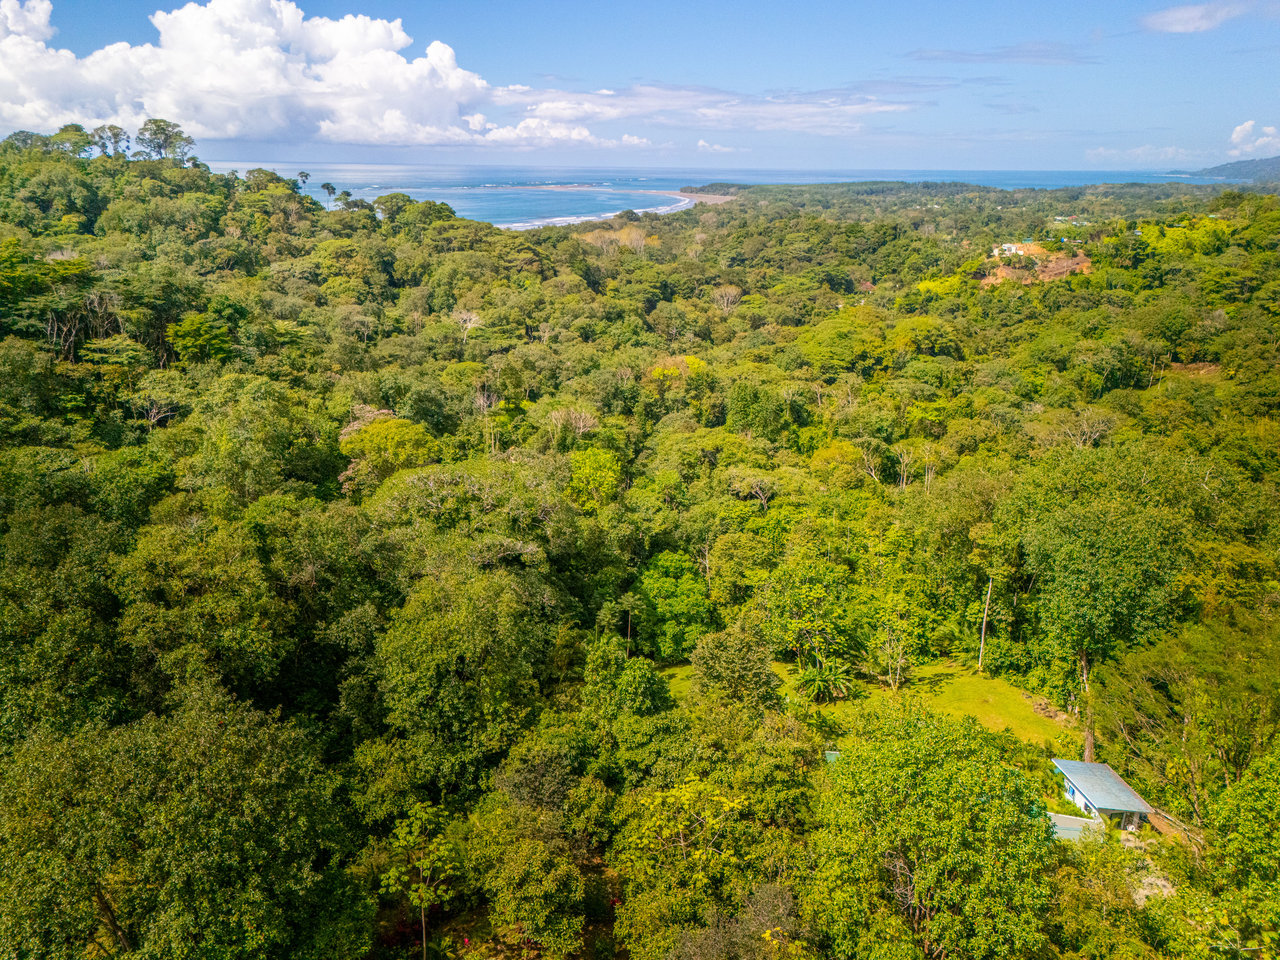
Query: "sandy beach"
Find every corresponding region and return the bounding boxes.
[517,183,734,203]
[668,190,735,205]
[496,184,734,229]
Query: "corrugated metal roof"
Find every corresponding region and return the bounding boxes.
[1053,759,1153,814]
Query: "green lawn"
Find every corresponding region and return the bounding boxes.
[869,661,1077,747]
[663,660,1077,749]
[662,663,696,703]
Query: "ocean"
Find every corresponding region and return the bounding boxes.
[204,162,1236,230]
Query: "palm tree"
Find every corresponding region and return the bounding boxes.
[320,182,336,209]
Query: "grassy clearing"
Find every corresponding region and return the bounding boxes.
[871,661,1077,748]
[663,660,1077,750]
[661,663,696,703]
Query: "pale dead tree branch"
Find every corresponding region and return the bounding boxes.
[474,387,499,416]
[580,229,620,254]
[835,375,864,417]
[857,437,885,483]
[549,408,598,445]
[710,284,742,315]
[748,478,774,507]
[921,443,939,493]
[475,386,501,454]
[567,409,597,436]
[45,295,85,360]
[876,627,911,691]
[696,537,714,584]
[85,289,121,339]
[340,405,396,441]
[1061,407,1116,449]
[893,444,916,491]
[862,449,879,483]
[727,469,776,508]
[618,224,649,257]
[453,309,482,344]
[144,401,179,429]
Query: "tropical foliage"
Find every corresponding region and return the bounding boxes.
[0,121,1278,959]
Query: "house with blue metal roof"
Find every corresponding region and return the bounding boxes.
[1053,759,1153,832]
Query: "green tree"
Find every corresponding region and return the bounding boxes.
[582,635,674,722]
[90,123,129,156]
[381,802,460,960]
[375,565,546,798]
[374,192,413,222]
[466,796,586,959]
[49,123,92,157]
[611,779,763,960]
[691,624,782,711]
[1098,620,1280,824]
[1210,751,1280,952]
[135,118,196,161]
[757,545,855,663]
[167,311,236,365]
[808,711,1056,960]
[1005,449,1193,755]
[0,687,371,959]
[566,446,621,513]
[1047,832,1154,958]
[338,414,447,498]
[483,839,585,959]
[638,550,715,662]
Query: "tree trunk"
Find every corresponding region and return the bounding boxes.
[1084,705,1096,762]
[94,886,132,953]
[1080,648,1096,762]
[978,577,992,672]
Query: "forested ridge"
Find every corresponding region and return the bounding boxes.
[1,122,1278,960]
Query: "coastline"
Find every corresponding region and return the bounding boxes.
[497,186,733,231]
[198,164,1233,231]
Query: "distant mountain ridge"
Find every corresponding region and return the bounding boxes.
[1193,154,1280,180]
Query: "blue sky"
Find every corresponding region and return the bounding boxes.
[1,0,1277,168]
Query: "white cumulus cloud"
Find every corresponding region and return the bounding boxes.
[1229,119,1280,156]
[0,0,643,146]
[0,0,924,149]
[0,0,54,39]
[1141,2,1250,33]
[697,139,735,153]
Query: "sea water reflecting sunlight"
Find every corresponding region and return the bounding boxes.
[204,162,1236,229]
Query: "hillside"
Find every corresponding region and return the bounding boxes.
[1194,153,1280,180]
[1,122,1279,960]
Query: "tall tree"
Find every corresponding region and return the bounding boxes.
[0,687,371,959]
[89,124,129,156]
[134,118,195,162]
[809,711,1056,960]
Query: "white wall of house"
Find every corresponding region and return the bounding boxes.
[1062,777,1096,817]
[1062,778,1144,830]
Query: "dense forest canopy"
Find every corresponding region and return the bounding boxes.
[1,121,1278,960]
